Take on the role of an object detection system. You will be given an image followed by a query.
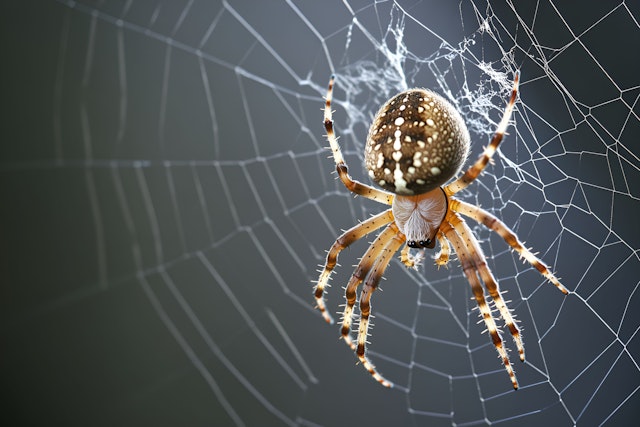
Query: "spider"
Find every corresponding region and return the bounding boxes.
[313,72,568,389]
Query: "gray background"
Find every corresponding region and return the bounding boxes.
[1,1,639,426]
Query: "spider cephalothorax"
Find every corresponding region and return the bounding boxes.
[313,72,568,389]
[391,188,447,249]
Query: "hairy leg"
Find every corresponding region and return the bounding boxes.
[355,226,405,387]
[449,213,524,361]
[442,220,519,389]
[445,72,519,196]
[451,199,568,294]
[340,224,397,350]
[324,76,394,205]
[315,209,394,323]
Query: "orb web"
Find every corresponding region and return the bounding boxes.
[1,1,638,426]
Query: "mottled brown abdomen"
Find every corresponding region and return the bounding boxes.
[364,89,470,195]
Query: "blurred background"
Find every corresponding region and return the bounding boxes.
[1,1,638,426]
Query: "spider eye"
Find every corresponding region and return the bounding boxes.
[407,240,420,248]
[419,239,432,248]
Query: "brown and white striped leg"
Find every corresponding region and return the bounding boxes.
[324,75,394,205]
[314,209,394,323]
[451,199,568,295]
[445,72,520,196]
[449,213,524,362]
[434,231,451,267]
[442,221,519,389]
[341,224,397,351]
[356,226,405,387]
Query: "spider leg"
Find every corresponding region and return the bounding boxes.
[324,76,394,206]
[315,209,394,323]
[340,224,397,350]
[434,231,451,267]
[356,225,405,387]
[449,213,525,362]
[445,72,520,196]
[441,220,519,389]
[451,199,568,295]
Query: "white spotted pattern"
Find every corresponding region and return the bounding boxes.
[364,87,470,195]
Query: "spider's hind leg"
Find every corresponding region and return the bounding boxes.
[442,219,519,389]
[339,223,397,349]
[449,213,525,362]
[314,209,394,323]
[354,225,405,387]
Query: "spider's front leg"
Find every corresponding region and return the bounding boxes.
[323,76,394,206]
[445,72,520,196]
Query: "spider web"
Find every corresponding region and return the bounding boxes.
[1,0,639,426]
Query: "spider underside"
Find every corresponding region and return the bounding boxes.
[313,72,568,389]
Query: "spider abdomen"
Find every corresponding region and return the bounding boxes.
[365,89,470,195]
